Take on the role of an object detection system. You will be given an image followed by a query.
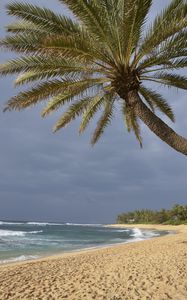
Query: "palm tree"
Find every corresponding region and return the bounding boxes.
[0,0,187,154]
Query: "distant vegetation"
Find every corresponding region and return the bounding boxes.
[117,204,187,225]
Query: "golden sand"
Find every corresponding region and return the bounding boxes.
[0,224,186,300]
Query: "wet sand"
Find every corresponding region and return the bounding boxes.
[0,224,186,300]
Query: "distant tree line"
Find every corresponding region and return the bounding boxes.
[117,204,187,225]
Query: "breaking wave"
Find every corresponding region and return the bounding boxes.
[27,222,62,226]
[0,230,43,237]
[131,228,160,241]
[0,221,24,225]
[65,223,102,226]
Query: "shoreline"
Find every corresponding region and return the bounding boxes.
[0,224,173,267]
[0,224,186,299]
[105,223,185,233]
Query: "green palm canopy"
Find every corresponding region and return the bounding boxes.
[0,0,187,154]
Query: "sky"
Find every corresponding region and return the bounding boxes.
[0,0,186,223]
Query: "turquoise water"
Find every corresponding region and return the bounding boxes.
[0,221,169,264]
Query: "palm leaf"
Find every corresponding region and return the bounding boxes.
[53,97,92,132]
[91,96,115,144]
[6,2,82,36]
[139,86,175,121]
[14,70,60,86]
[0,32,44,53]
[142,72,187,90]
[4,78,106,111]
[41,81,103,117]
[79,93,106,134]
[61,0,111,42]
[139,55,187,72]
[122,103,143,147]
[0,55,103,87]
[0,55,100,75]
[42,35,114,65]
[3,80,66,111]
[5,20,48,34]
[122,0,152,64]
[138,31,187,70]
[136,0,187,63]
[61,1,122,63]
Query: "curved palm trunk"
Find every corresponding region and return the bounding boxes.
[127,91,187,156]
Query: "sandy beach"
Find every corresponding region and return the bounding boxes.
[0,224,186,300]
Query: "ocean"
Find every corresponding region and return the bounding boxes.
[0,221,169,264]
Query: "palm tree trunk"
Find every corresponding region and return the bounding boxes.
[127,91,187,156]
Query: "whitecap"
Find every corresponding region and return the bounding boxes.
[27,222,62,226]
[0,221,24,225]
[131,228,160,240]
[65,223,102,226]
[28,230,43,234]
[0,230,43,237]
[131,228,144,238]
[0,230,26,237]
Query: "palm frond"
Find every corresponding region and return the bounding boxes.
[136,0,187,62]
[0,55,99,75]
[140,57,187,78]
[138,31,187,70]
[138,88,155,112]
[142,72,187,90]
[4,78,106,111]
[14,70,102,87]
[53,97,92,132]
[41,35,114,65]
[96,1,121,63]
[122,103,142,147]
[5,20,48,34]
[139,85,175,121]
[0,33,102,66]
[61,1,124,64]
[0,32,43,53]
[79,93,106,134]
[41,80,103,117]
[0,33,96,65]
[91,96,115,144]
[6,2,82,35]
[159,31,187,54]
[61,0,111,43]
[14,70,59,86]
[121,0,152,64]
[0,55,103,87]
[139,54,187,72]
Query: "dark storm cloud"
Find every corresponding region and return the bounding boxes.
[0,0,186,223]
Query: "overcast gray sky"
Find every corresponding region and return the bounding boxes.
[0,0,186,223]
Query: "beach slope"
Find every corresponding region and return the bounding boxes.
[0,224,186,300]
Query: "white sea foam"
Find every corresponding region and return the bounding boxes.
[0,255,39,264]
[65,223,102,226]
[131,228,144,238]
[0,221,24,225]
[114,229,130,232]
[143,230,160,237]
[27,222,62,226]
[0,230,26,237]
[0,230,43,237]
[131,228,160,241]
[29,230,43,234]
